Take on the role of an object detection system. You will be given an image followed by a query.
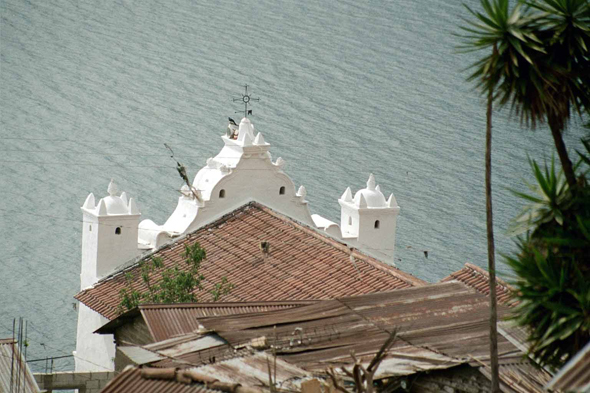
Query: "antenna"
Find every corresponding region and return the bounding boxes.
[232,84,260,118]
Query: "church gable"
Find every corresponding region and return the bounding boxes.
[76,202,425,320]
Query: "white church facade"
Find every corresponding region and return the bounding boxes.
[74,117,401,371]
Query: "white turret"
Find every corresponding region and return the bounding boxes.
[75,179,141,372]
[80,179,141,288]
[338,174,400,262]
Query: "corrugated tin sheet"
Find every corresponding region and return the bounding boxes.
[139,282,548,392]
[101,352,308,393]
[0,339,40,393]
[76,203,426,320]
[100,367,211,393]
[440,263,515,305]
[479,363,553,393]
[547,341,590,392]
[139,301,316,342]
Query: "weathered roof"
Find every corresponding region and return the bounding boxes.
[97,301,316,342]
[131,281,548,392]
[101,352,308,393]
[547,340,590,392]
[100,367,214,393]
[440,263,515,305]
[77,202,425,320]
[0,339,40,393]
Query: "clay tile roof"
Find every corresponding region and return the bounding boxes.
[440,263,515,306]
[76,202,426,320]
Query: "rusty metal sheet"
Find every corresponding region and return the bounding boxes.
[139,301,316,342]
[547,341,590,393]
[0,339,40,393]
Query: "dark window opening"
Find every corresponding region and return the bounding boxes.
[115,227,122,235]
[219,189,226,198]
[279,186,286,195]
[89,225,92,232]
[348,217,352,226]
[374,220,380,229]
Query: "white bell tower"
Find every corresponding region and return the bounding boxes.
[76,179,141,371]
[338,174,400,262]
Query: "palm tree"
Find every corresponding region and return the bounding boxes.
[530,0,590,189]
[458,0,543,390]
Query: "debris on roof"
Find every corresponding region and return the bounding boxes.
[107,282,550,392]
[97,301,317,342]
[440,263,515,305]
[77,202,425,320]
[101,352,310,393]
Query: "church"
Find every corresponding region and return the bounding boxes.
[74,115,410,371]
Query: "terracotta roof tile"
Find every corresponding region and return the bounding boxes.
[440,263,515,306]
[76,202,425,320]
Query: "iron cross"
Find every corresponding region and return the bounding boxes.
[233,85,260,118]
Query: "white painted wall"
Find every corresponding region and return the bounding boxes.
[74,303,114,372]
[76,180,140,371]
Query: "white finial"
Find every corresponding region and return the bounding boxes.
[387,193,398,207]
[120,192,128,205]
[275,157,286,169]
[107,179,118,196]
[297,185,307,199]
[254,132,266,145]
[367,174,376,191]
[375,185,381,193]
[341,187,353,202]
[358,193,368,208]
[83,193,96,210]
[128,198,140,215]
[97,199,108,216]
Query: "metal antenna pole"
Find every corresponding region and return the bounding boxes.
[10,318,15,393]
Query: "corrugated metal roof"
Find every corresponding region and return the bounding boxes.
[77,202,425,320]
[547,340,590,392]
[100,367,211,393]
[140,301,316,342]
[101,352,308,393]
[139,281,548,392]
[440,263,515,305]
[0,338,40,393]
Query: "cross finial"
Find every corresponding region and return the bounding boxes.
[233,85,260,118]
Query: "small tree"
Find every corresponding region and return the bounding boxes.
[118,243,234,313]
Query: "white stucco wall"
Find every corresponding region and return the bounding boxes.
[74,303,114,372]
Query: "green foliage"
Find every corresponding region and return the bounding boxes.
[211,277,235,302]
[459,0,590,128]
[506,140,590,369]
[118,243,234,313]
[508,156,570,235]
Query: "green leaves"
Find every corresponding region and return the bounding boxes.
[505,138,590,369]
[508,155,569,235]
[117,242,234,313]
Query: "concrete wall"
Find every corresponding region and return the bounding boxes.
[34,371,114,393]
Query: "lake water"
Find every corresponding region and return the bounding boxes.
[0,0,586,372]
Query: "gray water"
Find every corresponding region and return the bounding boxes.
[0,0,586,373]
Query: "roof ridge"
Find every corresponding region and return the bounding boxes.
[253,203,426,287]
